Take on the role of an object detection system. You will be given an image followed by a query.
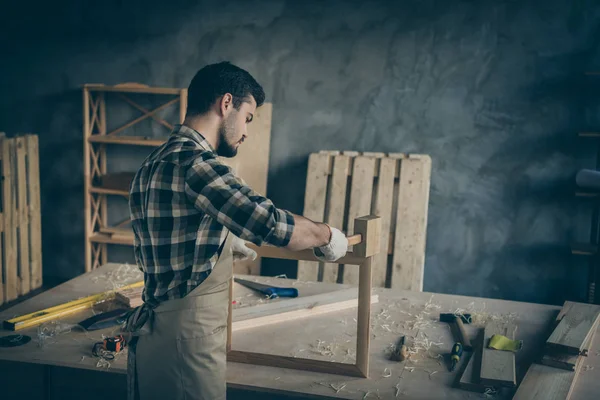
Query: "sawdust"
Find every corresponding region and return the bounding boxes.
[92,262,143,291]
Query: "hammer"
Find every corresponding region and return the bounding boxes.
[440,313,472,351]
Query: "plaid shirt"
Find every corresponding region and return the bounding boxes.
[129,124,295,307]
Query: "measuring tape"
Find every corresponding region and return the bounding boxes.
[92,335,127,360]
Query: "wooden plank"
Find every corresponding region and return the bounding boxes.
[227,351,365,378]
[83,83,182,95]
[233,294,379,331]
[297,153,330,281]
[342,156,375,285]
[83,88,93,273]
[547,301,600,355]
[2,138,17,302]
[322,155,350,283]
[542,306,597,371]
[25,135,42,290]
[356,256,373,377]
[479,321,517,387]
[513,359,586,400]
[220,103,272,276]
[391,155,432,291]
[179,89,188,123]
[372,157,396,287]
[15,137,30,296]
[457,329,494,392]
[87,135,165,147]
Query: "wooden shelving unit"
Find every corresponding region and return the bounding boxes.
[573,72,600,303]
[83,83,187,272]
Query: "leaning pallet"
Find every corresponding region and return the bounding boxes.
[0,133,42,305]
[298,151,432,291]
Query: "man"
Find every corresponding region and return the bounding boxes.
[125,61,349,400]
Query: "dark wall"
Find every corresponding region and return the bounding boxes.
[1,0,599,305]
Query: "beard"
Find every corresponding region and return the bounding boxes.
[216,114,238,158]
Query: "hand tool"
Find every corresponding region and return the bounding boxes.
[3,281,143,331]
[0,334,32,347]
[440,313,472,351]
[390,335,409,361]
[78,308,130,331]
[92,334,127,360]
[234,277,298,298]
[449,342,463,372]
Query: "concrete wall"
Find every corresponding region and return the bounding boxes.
[1,0,599,305]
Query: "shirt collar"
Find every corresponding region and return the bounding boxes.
[171,124,216,153]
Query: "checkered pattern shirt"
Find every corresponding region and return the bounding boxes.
[129,124,295,307]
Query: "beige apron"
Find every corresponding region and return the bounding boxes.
[126,232,234,400]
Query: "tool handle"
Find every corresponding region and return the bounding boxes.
[265,287,299,298]
[455,317,472,350]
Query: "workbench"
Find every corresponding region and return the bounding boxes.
[1,263,598,400]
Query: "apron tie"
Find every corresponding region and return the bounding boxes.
[123,303,154,400]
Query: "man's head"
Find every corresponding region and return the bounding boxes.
[186,62,265,157]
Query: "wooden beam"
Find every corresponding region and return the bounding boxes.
[88,135,165,147]
[227,351,366,378]
[83,84,182,95]
[233,293,379,331]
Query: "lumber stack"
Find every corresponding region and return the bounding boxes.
[513,301,600,399]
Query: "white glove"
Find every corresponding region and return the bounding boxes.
[231,235,257,261]
[313,226,348,262]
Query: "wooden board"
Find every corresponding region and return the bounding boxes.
[547,301,600,355]
[372,157,396,288]
[322,155,350,283]
[299,152,432,290]
[16,137,30,296]
[391,154,432,291]
[2,137,17,302]
[297,153,330,281]
[512,360,585,400]
[479,321,517,387]
[220,102,273,276]
[542,307,598,371]
[342,157,375,285]
[26,135,42,291]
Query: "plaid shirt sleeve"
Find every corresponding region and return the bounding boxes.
[184,154,295,247]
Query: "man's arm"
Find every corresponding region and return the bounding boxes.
[184,156,332,251]
[285,213,331,251]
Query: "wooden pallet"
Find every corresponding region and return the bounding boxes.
[298,151,432,290]
[0,134,42,305]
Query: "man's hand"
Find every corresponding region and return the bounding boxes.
[231,235,257,261]
[313,226,348,262]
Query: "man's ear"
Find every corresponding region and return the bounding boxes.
[219,93,234,117]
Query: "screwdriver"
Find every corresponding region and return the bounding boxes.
[449,342,463,372]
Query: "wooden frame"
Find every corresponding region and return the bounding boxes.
[82,84,187,272]
[226,215,381,378]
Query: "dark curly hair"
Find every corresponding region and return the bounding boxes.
[186,61,265,117]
